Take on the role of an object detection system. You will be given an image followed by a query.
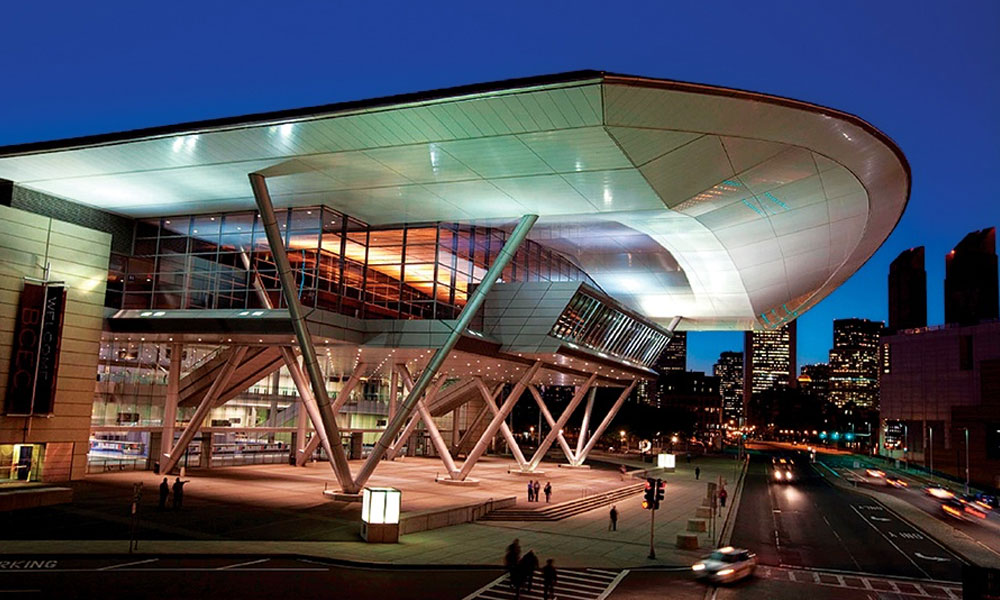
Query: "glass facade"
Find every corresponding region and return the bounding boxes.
[550,290,670,368]
[112,206,596,320]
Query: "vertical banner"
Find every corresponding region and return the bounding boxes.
[4,283,67,415]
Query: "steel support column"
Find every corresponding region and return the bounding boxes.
[575,387,596,457]
[457,361,542,480]
[473,377,528,468]
[385,376,448,460]
[574,380,637,466]
[526,373,596,471]
[416,401,460,477]
[452,388,498,455]
[528,385,577,464]
[161,346,248,474]
[280,349,339,468]
[352,214,538,491]
[159,342,182,471]
[249,173,355,491]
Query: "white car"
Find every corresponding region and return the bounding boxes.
[692,547,758,583]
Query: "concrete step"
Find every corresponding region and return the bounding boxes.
[478,482,644,521]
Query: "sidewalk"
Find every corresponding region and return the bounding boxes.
[0,455,745,568]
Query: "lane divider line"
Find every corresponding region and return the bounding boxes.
[97,558,158,571]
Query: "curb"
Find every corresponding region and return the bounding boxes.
[716,456,749,547]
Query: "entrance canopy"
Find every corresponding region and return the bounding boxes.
[0,71,909,330]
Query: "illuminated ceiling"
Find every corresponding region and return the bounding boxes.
[0,71,909,331]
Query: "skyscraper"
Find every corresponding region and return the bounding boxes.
[888,246,926,333]
[799,363,830,402]
[714,351,744,424]
[743,321,797,407]
[658,331,687,372]
[945,227,998,326]
[828,318,883,409]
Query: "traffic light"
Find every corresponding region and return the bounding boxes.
[655,478,665,507]
[643,477,656,510]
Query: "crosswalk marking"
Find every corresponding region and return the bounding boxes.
[463,568,628,600]
[766,566,960,598]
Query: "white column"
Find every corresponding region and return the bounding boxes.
[159,343,182,471]
[526,374,596,471]
[575,380,637,465]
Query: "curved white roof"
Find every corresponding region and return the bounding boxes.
[0,71,909,331]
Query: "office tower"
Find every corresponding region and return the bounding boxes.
[799,363,830,402]
[945,227,998,326]
[657,331,687,372]
[714,351,744,423]
[743,321,797,406]
[829,318,883,409]
[888,246,926,333]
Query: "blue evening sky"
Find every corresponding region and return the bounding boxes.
[2,1,998,372]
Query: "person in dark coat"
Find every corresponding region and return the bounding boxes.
[533,480,541,503]
[542,558,557,600]
[158,477,169,510]
[504,538,521,590]
[543,482,552,503]
[172,477,187,509]
[527,481,534,502]
[609,505,618,531]
[695,466,701,480]
[520,550,539,593]
[719,487,728,508]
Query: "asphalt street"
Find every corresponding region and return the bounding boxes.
[729,452,964,582]
[0,555,501,600]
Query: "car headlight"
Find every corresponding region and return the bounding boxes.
[717,568,735,576]
[774,471,782,479]
[692,563,706,571]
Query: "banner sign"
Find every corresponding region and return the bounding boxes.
[4,283,67,415]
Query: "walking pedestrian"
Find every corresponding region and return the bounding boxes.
[158,477,169,510]
[719,487,728,508]
[527,480,534,502]
[543,481,552,503]
[619,464,627,480]
[504,538,521,590]
[533,480,540,502]
[542,558,557,600]
[695,466,701,480]
[172,476,187,509]
[520,550,539,593]
[609,505,618,531]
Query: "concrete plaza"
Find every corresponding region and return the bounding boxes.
[1,453,743,568]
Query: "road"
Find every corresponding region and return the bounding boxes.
[729,452,964,582]
[0,555,500,600]
[819,452,1000,560]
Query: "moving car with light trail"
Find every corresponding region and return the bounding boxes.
[692,547,757,583]
[772,458,794,483]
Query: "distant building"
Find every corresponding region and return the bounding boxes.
[658,370,721,434]
[799,363,830,402]
[945,227,998,326]
[880,321,1000,488]
[658,331,687,372]
[829,318,883,409]
[714,351,744,424]
[744,321,797,407]
[888,247,927,333]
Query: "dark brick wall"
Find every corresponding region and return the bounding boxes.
[11,186,134,254]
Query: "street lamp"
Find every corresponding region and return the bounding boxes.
[964,427,970,495]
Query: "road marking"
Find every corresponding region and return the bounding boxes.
[217,558,270,570]
[762,566,961,598]
[595,569,629,600]
[97,558,158,571]
[849,504,932,579]
[871,516,892,522]
[815,461,841,478]
[462,568,623,600]
[914,552,950,562]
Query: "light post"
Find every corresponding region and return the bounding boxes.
[903,423,909,471]
[927,424,934,475]
[965,427,970,495]
[620,430,627,453]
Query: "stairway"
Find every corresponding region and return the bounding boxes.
[478,482,645,521]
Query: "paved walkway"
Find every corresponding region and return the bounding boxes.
[1,455,743,568]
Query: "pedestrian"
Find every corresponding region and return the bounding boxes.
[719,487,728,508]
[520,550,539,593]
[158,477,169,510]
[542,558,557,600]
[527,480,534,502]
[543,481,552,503]
[172,476,187,509]
[695,466,701,480]
[609,505,618,531]
[504,538,521,590]
[533,480,541,503]
[619,464,627,480]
